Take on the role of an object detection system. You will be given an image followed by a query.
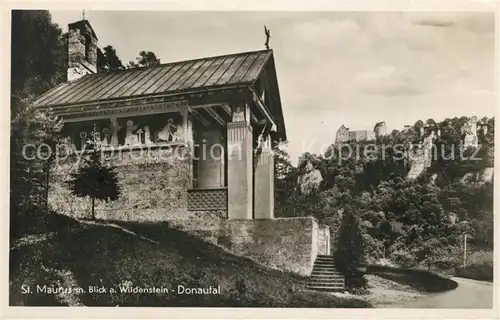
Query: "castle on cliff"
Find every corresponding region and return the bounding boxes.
[406,116,487,179]
[335,121,387,143]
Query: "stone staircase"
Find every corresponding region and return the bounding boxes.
[307,255,345,292]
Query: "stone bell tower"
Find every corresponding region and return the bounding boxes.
[67,19,98,81]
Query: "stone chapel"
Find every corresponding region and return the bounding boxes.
[33,19,338,288]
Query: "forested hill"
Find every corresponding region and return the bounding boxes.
[274,116,494,273]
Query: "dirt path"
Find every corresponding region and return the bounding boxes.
[386,277,493,309]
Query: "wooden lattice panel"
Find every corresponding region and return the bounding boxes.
[187,188,227,211]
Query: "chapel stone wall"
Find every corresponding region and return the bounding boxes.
[49,145,192,221]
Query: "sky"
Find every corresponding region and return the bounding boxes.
[50,11,496,163]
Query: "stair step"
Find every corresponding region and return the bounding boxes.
[311,272,343,276]
[310,279,344,284]
[309,278,344,282]
[309,276,345,281]
[315,259,335,263]
[311,271,343,277]
[308,277,344,282]
[315,259,335,262]
[311,270,343,274]
[309,277,344,281]
[313,260,336,264]
[307,285,344,290]
[307,287,344,292]
[313,263,337,267]
[312,271,340,275]
[313,265,336,269]
[307,280,345,287]
[309,275,344,280]
[312,266,340,270]
[307,284,344,289]
[313,267,339,272]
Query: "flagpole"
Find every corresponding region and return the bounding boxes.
[463,232,467,269]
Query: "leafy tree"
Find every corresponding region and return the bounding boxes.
[10,106,63,237]
[426,118,437,128]
[97,45,125,71]
[10,10,67,237]
[66,128,121,220]
[417,237,459,272]
[11,10,67,116]
[127,50,161,68]
[274,143,296,190]
[413,120,424,135]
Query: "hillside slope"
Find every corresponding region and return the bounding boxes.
[9,219,370,307]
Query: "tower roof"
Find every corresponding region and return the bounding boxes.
[68,19,98,40]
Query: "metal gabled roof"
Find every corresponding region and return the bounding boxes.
[34,49,273,108]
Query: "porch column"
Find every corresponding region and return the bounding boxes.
[254,135,274,219]
[227,103,253,220]
[181,105,194,189]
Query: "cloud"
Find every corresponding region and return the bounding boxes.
[351,66,423,97]
[411,12,494,35]
[292,18,362,47]
[413,18,456,28]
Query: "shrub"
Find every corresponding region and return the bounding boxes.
[66,130,121,220]
[334,206,367,290]
[455,250,493,281]
[389,250,416,268]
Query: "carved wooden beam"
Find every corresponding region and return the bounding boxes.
[59,100,187,122]
[249,107,259,125]
[249,87,277,130]
[203,106,225,127]
[221,104,232,117]
[191,109,211,127]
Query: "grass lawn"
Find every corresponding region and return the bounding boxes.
[366,265,458,293]
[10,219,371,307]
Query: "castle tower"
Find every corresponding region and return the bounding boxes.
[374,121,387,137]
[335,124,350,143]
[67,19,98,81]
[462,116,479,149]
